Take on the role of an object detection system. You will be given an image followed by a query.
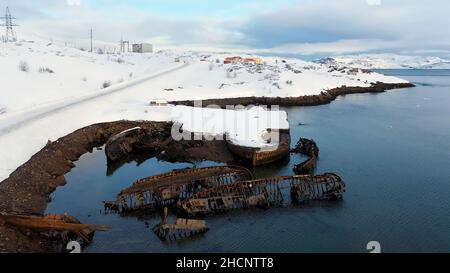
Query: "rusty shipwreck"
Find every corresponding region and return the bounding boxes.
[104,166,253,212]
[180,173,345,214]
[226,129,291,166]
[0,213,110,244]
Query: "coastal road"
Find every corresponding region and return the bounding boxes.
[0,61,190,137]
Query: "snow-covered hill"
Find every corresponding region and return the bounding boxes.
[139,53,408,104]
[0,40,178,113]
[318,54,450,69]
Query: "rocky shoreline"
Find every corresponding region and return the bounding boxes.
[0,121,238,252]
[0,121,157,252]
[169,82,415,108]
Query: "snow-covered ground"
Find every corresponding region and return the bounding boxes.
[143,53,408,102]
[0,39,410,182]
[322,54,450,69]
[0,41,178,113]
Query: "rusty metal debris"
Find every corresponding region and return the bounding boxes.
[0,213,110,244]
[153,218,209,242]
[104,166,253,213]
[105,127,146,163]
[292,138,319,175]
[180,173,345,214]
[105,126,171,163]
[226,130,291,166]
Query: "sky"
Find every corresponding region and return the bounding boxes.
[1,0,450,57]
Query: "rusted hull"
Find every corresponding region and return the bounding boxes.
[226,131,291,166]
[152,219,209,242]
[0,214,109,232]
[106,166,253,213]
[294,155,317,175]
[180,173,345,214]
[0,213,110,244]
[292,138,319,175]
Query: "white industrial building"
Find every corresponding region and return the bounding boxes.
[132,43,153,53]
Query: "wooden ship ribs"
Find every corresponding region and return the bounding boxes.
[180,173,345,214]
[104,166,253,212]
[153,218,209,242]
[0,213,110,244]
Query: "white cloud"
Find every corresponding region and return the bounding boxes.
[366,0,382,6]
[66,0,81,6]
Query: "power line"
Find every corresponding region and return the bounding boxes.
[0,6,18,42]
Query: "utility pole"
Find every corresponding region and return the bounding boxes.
[1,6,19,42]
[90,27,93,52]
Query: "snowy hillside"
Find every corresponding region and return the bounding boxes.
[320,54,450,69]
[140,53,408,103]
[0,39,410,115]
[0,41,178,113]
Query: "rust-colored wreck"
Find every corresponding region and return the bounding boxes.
[226,130,291,166]
[104,166,253,212]
[0,213,110,244]
[292,138,319,175]
[180,173,345,214]
[153,218,209,242]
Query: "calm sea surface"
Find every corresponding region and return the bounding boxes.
[47,69,450,253]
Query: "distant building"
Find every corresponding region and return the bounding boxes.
[224,56,263,65]
[132,43,153,53]
[243,57,263,64]
[224,56,243,64]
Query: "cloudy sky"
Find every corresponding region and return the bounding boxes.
[2,0,450,57]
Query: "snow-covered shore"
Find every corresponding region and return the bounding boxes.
[0,40,411,182]
[139,53,409,103]
[1,41,410,115]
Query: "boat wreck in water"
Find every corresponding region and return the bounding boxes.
[292,138,319,175]
[104,166,253,213]
[227,129,291,166]
[105,126,172,163]
[153,218,209,242]
[180,173,345,214]
[0,213,110,245]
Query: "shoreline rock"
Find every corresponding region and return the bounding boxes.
[169,82,415,108]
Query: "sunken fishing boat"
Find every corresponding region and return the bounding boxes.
[153,218,209,242]
[292,138,319,175]
[180,173,346,214]
[226,129,291,166]
[104,166,253,213]
[0,213,110,244]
